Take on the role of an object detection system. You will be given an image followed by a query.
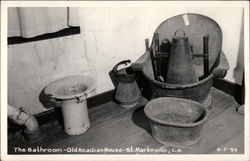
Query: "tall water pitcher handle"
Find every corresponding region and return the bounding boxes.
[112,60,131,75]
[174,30,186,37]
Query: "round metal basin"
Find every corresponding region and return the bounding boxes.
[144,97,207,148]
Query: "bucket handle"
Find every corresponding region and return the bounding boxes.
[112,60,131,75]
[76,93,87,104]
[174,30,186,37]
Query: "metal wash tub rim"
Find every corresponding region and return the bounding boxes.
[142,66,214,89]
[139,51,215,89]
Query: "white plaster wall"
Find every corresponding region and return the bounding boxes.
[8,7,244,114]
[8,35,94,114]
[79,7,244,94]
[184,7,244,84]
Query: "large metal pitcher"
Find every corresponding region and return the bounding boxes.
[165,30,198,84]
[112,60,141,107]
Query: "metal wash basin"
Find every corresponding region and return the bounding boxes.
[132,13,229,110]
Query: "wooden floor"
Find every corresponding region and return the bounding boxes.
[8,88,244,154]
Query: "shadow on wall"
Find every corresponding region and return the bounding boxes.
[233,10,245,105]
[233,10,244,86]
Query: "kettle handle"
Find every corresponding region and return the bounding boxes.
[112,60,131,75]
[174,30,186,37]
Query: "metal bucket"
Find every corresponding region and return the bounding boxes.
[144,97,207,148]
[111,60,141,107]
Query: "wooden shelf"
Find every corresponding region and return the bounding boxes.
[8,27,80,45]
